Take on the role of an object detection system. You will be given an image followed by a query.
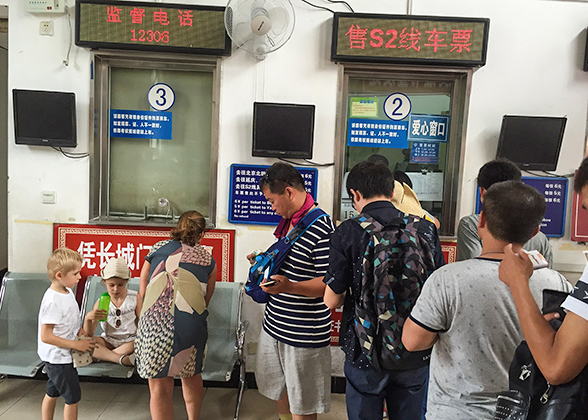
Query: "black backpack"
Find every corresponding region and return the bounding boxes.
[351,213,435,371]
[494,341,588,420]
[494,290,588,420]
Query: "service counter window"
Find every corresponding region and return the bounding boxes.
[335,66,472,236]
[90,52,220,225]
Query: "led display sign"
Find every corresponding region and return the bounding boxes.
[332,13,489,66]
[76,0,231,56]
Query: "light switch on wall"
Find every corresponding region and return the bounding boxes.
[42,191,56,204]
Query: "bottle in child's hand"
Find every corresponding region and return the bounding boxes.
[97,292,110,321]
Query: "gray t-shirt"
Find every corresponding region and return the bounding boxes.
[456,213,553,267]
[410,258,571,419]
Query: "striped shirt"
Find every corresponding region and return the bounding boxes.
[562,263,588,322]
[263,213,335,348]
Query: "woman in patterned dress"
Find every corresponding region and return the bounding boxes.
[136,210,217,420]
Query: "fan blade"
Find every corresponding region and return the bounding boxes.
[267,7,289,34]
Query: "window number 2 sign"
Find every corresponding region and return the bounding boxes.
[384,93,411,121]
[148,83,175,112]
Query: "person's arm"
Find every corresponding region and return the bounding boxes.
[139,260,151,299]
[324,286,345,309]
[456,216,482,261]
[205,265,217,306]
[83,300,106,337]
[135,292,143,318]
[261,275,326,297]
[402,317,439,351]
[499,244,588,384]
[41,324,96,352]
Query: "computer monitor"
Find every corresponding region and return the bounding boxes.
[495,115,566,171]
[13,89,77,148]
[252,102,315,159]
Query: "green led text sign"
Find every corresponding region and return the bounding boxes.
[332,13,489,66]
[76,0,231,56]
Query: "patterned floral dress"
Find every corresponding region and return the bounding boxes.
[135,239,216,379]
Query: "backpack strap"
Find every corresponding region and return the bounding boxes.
[284,208,328,245]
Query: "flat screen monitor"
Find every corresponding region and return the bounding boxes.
[13,89,77,148]
[252,102,315,159]
[496,115,566,171]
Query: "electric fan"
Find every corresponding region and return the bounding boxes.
[225,0,295,59]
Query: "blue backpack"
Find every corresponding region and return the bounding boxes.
[246,208,328,303]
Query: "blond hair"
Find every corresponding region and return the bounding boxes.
[47,247,83,281]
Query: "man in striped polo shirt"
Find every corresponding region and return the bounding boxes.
[251,162,335,420]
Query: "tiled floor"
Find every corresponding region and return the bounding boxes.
[0,376,348,419]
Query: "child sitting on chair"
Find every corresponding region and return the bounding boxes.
[83,257,142,366]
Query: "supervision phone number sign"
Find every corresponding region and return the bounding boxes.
[229,164,318,225]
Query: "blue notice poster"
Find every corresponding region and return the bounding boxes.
[347,118,408,149]
[408,114,450,142]
[110,109,172,140]
[229,164,318,225]
[475,176,567,238]
[411,141,440,164]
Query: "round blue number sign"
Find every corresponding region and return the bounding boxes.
[384,93,411,121]
[148,83,175,112]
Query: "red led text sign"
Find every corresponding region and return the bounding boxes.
[332,13,489,66]
[76,0,231,55]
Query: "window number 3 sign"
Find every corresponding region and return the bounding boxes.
[148,83,175,112]
[384,93,411,121]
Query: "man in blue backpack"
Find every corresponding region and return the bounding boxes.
[323,160,445,420]
[248,162,335,420]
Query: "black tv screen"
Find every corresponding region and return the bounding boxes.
[496,115,566,171]
[252,102,315,159]
[13,89,77,148]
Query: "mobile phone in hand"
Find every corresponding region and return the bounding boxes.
[262,279,278,287]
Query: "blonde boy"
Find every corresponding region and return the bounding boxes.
[38,248,95,420]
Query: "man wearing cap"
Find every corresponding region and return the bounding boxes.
[323,160,444,420]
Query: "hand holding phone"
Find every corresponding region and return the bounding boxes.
[261,279,278,287]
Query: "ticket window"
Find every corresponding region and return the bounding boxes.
[90,53,220,225]
[335,66,472,236]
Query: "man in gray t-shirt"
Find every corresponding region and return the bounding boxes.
[402,181,571,419]
[456,159,553,266]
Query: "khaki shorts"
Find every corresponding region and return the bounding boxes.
[255,328,331,415]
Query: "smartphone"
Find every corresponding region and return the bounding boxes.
[262,279,278,287]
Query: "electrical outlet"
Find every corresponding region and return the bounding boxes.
[39,20,54,36]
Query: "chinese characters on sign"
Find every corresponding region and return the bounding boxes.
[76,1,230,55]
[347,118,409,149]
[411,141,440,164]
[350,97,378,118]
[333,14,489,66]
[229,164,318,225]
[110,109,172,140]
[54,224,236,301]
[330,307,343,346]
[408,115,450,142]
[345,25,472,53]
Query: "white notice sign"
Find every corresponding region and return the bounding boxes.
[406,172,444,202]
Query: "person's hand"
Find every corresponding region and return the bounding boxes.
[499,244,534,289]
[260,275,291,295]
[85,308,107,322]
[246,252,259,266]
[74,338,96,353]
[78,328,87,337]
[543,312,561,322]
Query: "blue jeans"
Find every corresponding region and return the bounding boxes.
[344,361,429,420]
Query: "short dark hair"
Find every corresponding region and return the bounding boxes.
[574,157,588,193]
[346,161,394,200]
[366,154,390,167]
[482,181,546,245]
[477,159,521,190]
[171,210,206,247]
[258,162,305,194]
[394,170,413,188]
